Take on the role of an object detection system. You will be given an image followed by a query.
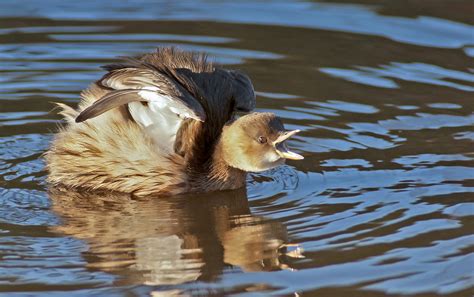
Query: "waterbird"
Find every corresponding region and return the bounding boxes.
[45,47,303,196]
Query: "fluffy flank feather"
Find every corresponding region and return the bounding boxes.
[51,102,78,123]
[45,117,188,196]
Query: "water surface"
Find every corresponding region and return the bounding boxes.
[1,0,473,296]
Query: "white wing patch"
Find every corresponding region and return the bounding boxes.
[75,67,206,152]
[128,90,186,154]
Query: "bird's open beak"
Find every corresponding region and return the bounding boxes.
[273,130,304,160]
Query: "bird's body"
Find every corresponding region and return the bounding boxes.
[45,47,302,196]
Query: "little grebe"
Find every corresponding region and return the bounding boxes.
[45,47,303,196]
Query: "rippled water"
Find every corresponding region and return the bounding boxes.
[1,0,473,296]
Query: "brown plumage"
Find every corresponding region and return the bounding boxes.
[45,47,303,196]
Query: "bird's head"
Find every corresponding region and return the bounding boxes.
[219,112,303,172]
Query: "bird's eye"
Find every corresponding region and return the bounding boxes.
[257,136,267,144]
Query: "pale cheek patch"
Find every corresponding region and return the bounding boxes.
[256,150,283,171]
[264,151,281,164]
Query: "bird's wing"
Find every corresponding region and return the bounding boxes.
[75,67,206,153]
[76,68,205,123]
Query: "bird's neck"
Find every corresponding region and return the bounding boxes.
[207,139,247,191]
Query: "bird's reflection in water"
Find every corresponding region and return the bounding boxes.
[48,188,297,286]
